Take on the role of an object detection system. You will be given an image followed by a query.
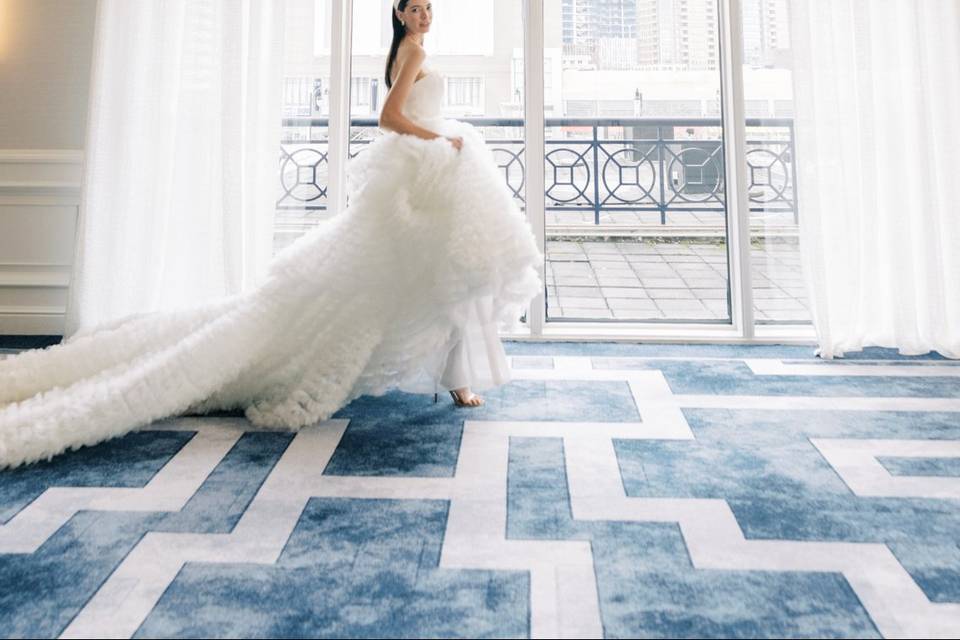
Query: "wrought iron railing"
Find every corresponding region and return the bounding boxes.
[279,117,796,224]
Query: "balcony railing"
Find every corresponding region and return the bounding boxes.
[279,117,797,228]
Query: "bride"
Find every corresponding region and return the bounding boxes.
[0,0,543,469]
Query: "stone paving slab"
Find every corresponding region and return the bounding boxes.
[546,238,810,324]
[273,218,809,325]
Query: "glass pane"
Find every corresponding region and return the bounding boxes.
[347,0,530,325]
[741,0,810,324]
[347,0,525,184]
[544,0,731,323]
[344,0,390,212]
[276,0,333,254]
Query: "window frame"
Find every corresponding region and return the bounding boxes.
[443,76,485,114]
[322,0,814,345]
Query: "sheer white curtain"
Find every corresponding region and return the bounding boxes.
[66,0,286,336]
[789,0,960,358]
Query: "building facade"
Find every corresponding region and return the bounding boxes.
[742,0,791,67]
[562,0,638,69]
[636,0,718,71]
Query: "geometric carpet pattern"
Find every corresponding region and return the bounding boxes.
[1,342,959,638]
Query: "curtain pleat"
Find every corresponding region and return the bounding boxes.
[790,0,960,358]
[66,0,286,337]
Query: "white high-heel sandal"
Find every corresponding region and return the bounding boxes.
[448,388,483,407]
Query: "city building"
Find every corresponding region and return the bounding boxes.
[281,0,793,124]
[562,0,638,69]
[636,0,718,71]
[742,0,792,67]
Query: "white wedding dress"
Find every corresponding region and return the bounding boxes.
[0,62,544,468]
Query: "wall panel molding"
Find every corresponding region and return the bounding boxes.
[0,149,82,203]
[0,149,81,335]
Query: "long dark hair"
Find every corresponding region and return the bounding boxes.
[384,0,408,89]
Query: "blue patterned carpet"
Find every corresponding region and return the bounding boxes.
[1,342,958,638]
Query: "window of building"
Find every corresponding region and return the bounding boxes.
[445,77,484,110]
[351,77,372,109]
[282,77,313,117]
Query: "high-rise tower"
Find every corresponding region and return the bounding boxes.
[562,0,638,69]
[742,0,791,67]
[637,0,718,70]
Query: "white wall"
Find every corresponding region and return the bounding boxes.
[0,0,96,334]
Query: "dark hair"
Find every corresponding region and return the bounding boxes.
[384,0,408,89]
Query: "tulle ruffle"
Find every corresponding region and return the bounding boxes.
[0,118,543,468]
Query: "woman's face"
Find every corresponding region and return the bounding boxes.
[396,1,432,37]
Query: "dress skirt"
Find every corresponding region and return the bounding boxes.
[0,117,543,468]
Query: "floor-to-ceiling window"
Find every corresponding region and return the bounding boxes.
[346,0,526,190]
[293,0,814,342]
[740,0,809,326]
[275,0,333,254]
[542,0,733,325]
[346,0,531,324]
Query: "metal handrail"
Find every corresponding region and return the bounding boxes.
[278,116,797,224]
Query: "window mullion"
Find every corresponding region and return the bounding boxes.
[328,0,354,216]
[718,0,754,338]
[522,0,546,337]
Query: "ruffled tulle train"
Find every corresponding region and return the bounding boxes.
[0,118,543,468]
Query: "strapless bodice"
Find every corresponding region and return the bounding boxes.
[400,65,444,125]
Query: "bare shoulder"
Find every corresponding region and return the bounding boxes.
[396,39,426,64]
[391,41,426,86]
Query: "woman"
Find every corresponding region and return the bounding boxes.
[0,0,543,469]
